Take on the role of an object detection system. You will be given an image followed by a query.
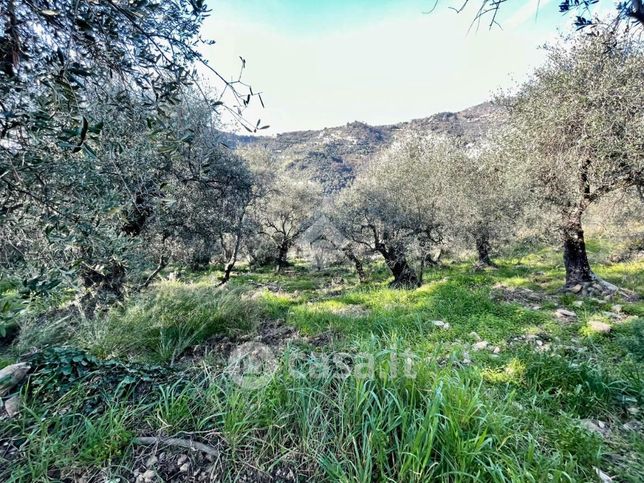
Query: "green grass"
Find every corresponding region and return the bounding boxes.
[0,250,642,482]
[77,281,264,363]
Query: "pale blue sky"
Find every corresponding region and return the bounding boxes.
[200,1,605,133]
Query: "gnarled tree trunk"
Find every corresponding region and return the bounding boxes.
[475,232,495,267]
[220,210,246,285]
[276,239,290,272]
[342,246,367,283]
[562,213,594,287]
[376,244,419,288]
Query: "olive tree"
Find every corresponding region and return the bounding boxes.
[434,0,644,29]
[148,95,254,282]
[0,1,261,309]
[443,141,525,268]
[252,176,323,271]
[502,25,643,290]
[333,131,458,287]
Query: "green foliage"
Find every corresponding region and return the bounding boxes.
[25,347,170,412]
[520,351,642,417]
[82,282,263,363]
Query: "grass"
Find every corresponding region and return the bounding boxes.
[0,248,642,481]
[78,281,263,364]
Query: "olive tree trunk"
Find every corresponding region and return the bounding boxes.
[276,239,290,272]
[376,244,419,288]
[562,213,594,287]
[475,232,495,267]
[220,210,247,285]
[342,246,367,283]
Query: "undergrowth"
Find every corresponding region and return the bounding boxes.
[0,251,642,482]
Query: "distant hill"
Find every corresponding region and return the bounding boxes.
[224,102,503,192]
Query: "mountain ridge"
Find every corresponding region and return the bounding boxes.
[225,101,502,192]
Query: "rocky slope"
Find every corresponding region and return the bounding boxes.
[225,102,502,192]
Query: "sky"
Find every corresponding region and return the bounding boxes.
[199,0,596,134]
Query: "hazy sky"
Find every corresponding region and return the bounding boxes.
[200,0,587,134]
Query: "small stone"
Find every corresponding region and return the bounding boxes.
[177,455,189,466]
[142,469,155,482]
[472,341,489,351]
[594,467,613,483]
[588,320,611,334]
[145,456,158,467]
[611,304,622,313]
[432,320,450,329]
[572,300,583,307]
[179,463,190,472]
[570,284,583,294]
[555,308,577,320]
[492,346,501,354]
[531,305,541,311]
[536,343,551,352]
[580,419,604,435]
[4,395,20,418]
[0,363,31,396]
[602,311,619,320]
[468,331,481,341]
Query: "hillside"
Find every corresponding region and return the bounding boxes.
[225,102,502,192]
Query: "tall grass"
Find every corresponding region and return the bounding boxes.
[78,281,263,363]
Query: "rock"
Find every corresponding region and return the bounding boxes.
[570,284,583,294]
[555,308,577,321]
[140,469,156,482]
[594,467,613,483]
[4,394,20,418]
[145,456,158,467]
[492,346,501,354]
[0,363,31,396]
[536,343,551,352]
[611,304,622,313]
[179,463,190,472]
[602,311,620,320]
[177,455,188,466]
[468,331,481,341]
[432,320,450,329]
[472,341,489,351]
[580,419,607,436]
[572,300,584,307]
[587,320,612,334]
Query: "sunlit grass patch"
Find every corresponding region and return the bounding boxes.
[595,259,644,296]
[482,358,526,385]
